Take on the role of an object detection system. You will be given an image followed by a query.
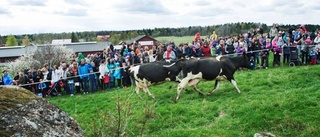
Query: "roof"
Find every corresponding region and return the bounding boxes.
[51,39,72,45]
[0,41,111,58]
[0,46,25,57]
[65,42,110,53]
[126,35,157,45]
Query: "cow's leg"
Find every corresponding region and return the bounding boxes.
[207,80,220,96]
[143,88,155,99]
[135,86,142,99]
[188,79,204,96]
[175,78,190,101]
[231,79,241,93]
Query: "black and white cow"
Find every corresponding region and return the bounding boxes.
[171,53,251,101]
[129,60,182,99]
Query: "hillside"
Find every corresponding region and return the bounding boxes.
[48,65,320,137]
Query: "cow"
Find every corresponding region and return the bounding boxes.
[129,60,183,99]
[170,53,251,101]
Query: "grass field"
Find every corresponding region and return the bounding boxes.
[155,36,208,45]
[47,64,320,137]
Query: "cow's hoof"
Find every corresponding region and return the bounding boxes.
[198,92,204,96]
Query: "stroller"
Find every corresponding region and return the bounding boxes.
[47,81,61,96]
[288,46,300,67]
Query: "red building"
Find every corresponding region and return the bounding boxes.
[126,35,158,49]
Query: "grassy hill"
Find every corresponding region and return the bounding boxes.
[47,65,320,137]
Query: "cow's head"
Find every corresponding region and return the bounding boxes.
[239,52,251,69]
[163,59,184,78]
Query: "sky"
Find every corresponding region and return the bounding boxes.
[0,0,319,35]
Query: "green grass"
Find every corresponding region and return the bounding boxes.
[155,36,207,45]
[48,65,320,137]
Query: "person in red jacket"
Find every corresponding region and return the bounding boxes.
[201,40,211,57]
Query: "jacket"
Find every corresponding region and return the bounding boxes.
[38,82,47,90]
[3,74,12,85]
[78,64,90,79]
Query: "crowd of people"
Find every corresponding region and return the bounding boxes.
[1,24,320,98]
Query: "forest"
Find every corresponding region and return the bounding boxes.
[1,22,319,46]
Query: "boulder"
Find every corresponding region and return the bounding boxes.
[0,86,83,137]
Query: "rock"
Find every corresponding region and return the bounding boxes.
[0,86,84,137]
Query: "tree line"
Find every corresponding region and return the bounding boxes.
[1,22,320,46]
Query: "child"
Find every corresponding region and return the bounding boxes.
[260,43,269,69]
[310,47,318,65]
[121,62,129,88]
[113,61,122,89]
[38,79,47,98]
[103,73,110,91]
[73,71,81,94]
[67,71,75,96]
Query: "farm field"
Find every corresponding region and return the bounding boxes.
[155,36,208,45]
[48,64,320,137]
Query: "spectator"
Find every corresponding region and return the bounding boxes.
[201,41,211,57]
[17,73,25,86]
[38,79,47,98]
[283,37,291,64]
[51,65,62,94]
[121,62,130,88]
[298,35,309,64]
[143,46,150,63]
[73,71,81,94]
[135,44,143,55]
[314,33,320,47]
[78,59,90,94]
[184,43,193,58]
[61,63,70,94]
[193,43,202,57]
[225,38,235,57]
[216,39,225,56]
[99,59,109,91]
[2,70,12,85]
[34,69,44,93]
[13,72,19,85]
[107,58,116,88]
[67,70,75,96]
[163,45,177,61]
[113,61,121,89]
[89,69,98,92]
[310,47,318,65]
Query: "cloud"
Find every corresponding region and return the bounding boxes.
[54,8,88,17]
[0,9,10,15]
[9,0,47,6]
[63,0,87,6]
[115,0,169,14]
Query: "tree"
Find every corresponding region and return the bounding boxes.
[7,44,74,73]
[71,32,79,42]
[109,32,120,45]
[5,35,18,46]
[120,31,128,40]
[21,35,30,46]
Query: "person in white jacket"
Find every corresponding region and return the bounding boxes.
[314,33,320,48]
[99,59,109,90]
[51,65,62,93]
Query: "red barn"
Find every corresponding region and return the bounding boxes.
[126,35,158,49]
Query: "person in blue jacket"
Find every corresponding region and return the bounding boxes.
[78,59,90,94]
[2,70,12,85]
[113,61,122,89]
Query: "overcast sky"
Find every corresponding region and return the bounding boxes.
[0,0,319,35]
